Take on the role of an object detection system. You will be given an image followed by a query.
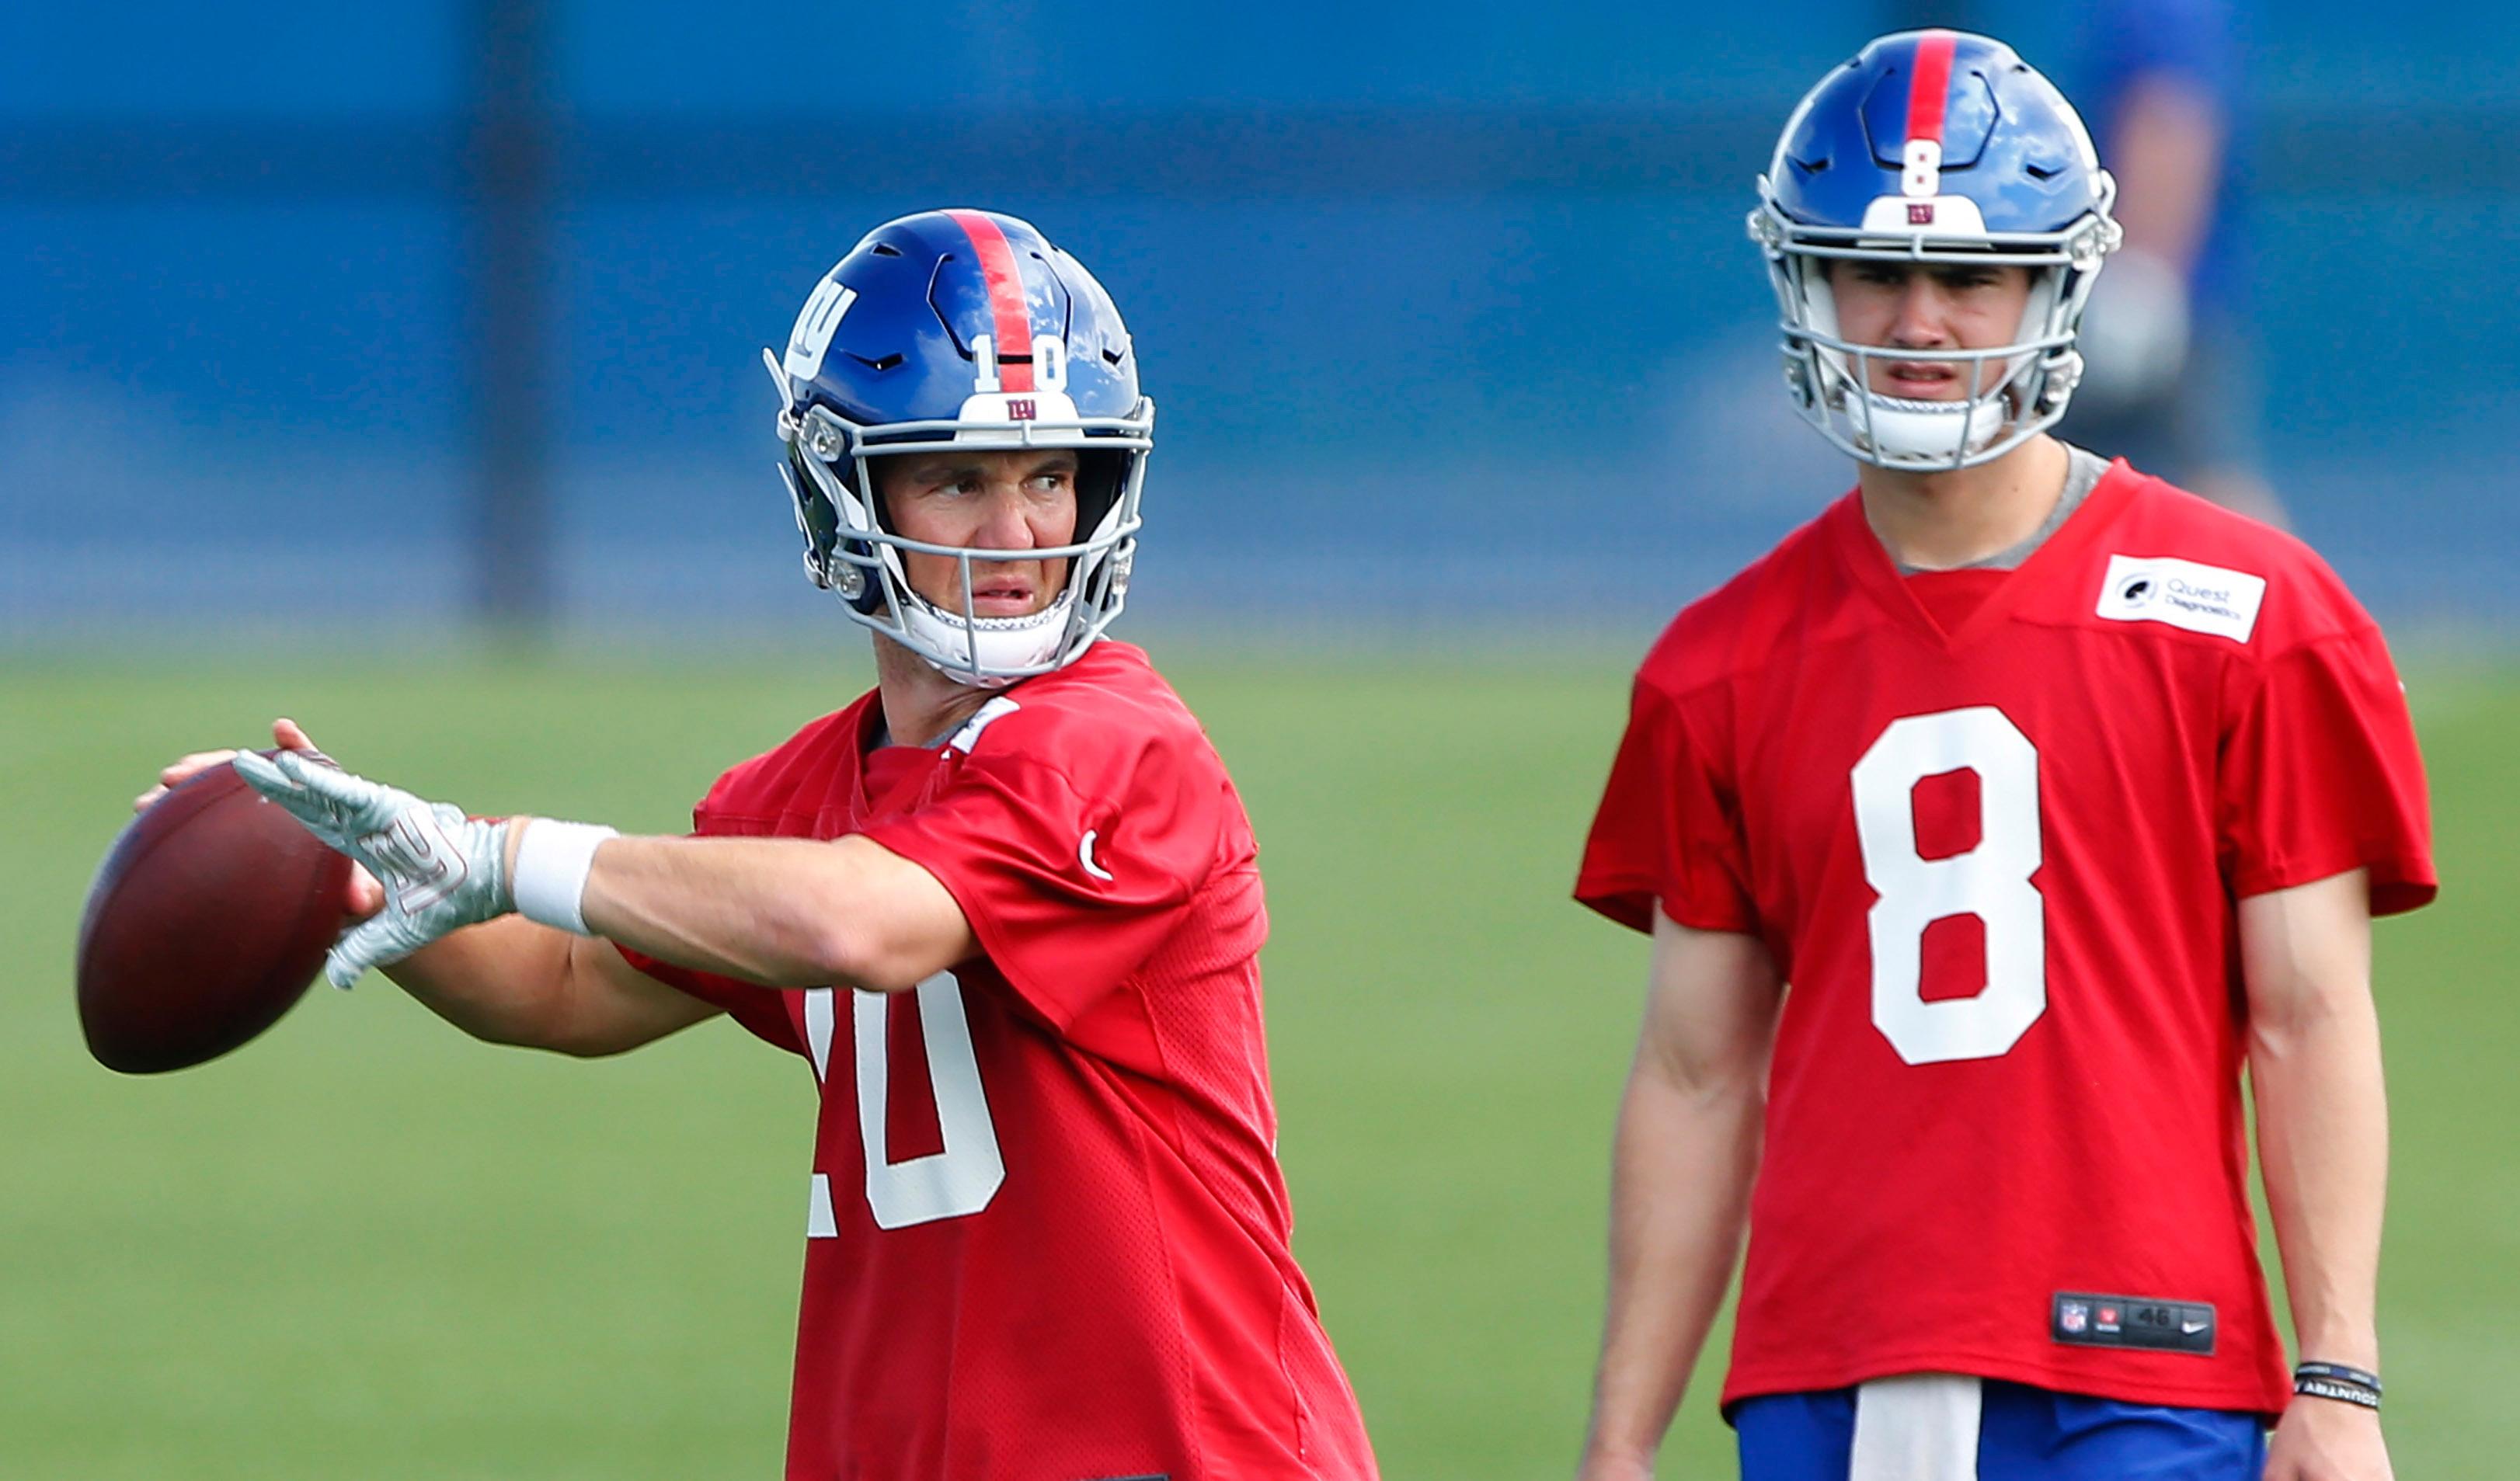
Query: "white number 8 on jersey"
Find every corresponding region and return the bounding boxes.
[1850,706,2046,1065]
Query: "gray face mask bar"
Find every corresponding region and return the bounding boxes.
[1750,188,2120,472]
[1787,334,2073,473]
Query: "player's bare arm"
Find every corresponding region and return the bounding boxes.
[566,827,973,992]
[137,715,972,1057]
[2108,73,2221,283]
[358,914,718,1057]
[235,741,983,996]
[1578,912,1782,1481]
[2243,868,2395,1481]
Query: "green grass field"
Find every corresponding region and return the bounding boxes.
[4,648,2514,1477]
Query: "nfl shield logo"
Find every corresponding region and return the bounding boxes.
[1907,203,1935,225]
[2061,1301,2089,1334]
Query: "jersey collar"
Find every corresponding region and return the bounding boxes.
[1826,458,2142,652]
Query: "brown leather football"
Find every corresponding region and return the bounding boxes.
[77,753,351,1073]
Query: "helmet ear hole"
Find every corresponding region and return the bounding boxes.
[786,444,889,614]
[785,448,841,570]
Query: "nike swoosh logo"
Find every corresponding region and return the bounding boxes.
[1078,829,1114,882]
[2181,1319,2209,1333]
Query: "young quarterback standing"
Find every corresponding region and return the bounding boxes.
[1572,33,2429,1481]
[144,210,1378,1480]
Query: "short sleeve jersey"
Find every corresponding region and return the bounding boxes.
[1576,464,2433,1416]
[618,642,1377,1481]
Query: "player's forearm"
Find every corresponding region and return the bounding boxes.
[2108,75,2225,272]
[2243,874,2387,1368]
[2251,1000,2387,1366]
[379,913,582,1048]
[1582,1066,1763,1467]
[571,831,945,990]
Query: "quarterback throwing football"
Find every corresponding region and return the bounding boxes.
[143,211,1378,1479]
[1573,33,2430,1481]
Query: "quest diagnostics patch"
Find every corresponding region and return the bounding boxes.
[2095,555,2267,643]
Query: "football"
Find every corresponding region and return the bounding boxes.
[77,753,352,1074]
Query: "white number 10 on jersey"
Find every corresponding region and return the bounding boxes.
[803,973,1006,1233]
[1850,706,2047,1065]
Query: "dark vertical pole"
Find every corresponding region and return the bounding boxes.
[466,0,554,638]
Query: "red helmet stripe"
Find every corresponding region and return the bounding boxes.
[945,209,1036,392]
[1906,30,1958,147]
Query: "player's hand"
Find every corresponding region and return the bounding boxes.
[134,718,385,920]
[231,739,513,988]
[2264,1396,2392,1481]
[132,715,328,812]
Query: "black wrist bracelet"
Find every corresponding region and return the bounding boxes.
[2294,1375,2382,1411]
[2294,1361,2383,1397]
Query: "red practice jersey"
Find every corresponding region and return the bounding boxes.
[1576,463,2433,1417]
[620,642,1377,1480]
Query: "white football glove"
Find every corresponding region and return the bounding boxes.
[231,749,513,988]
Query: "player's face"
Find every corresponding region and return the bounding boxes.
[1826,259,2033,400]
[875,449,1080,618]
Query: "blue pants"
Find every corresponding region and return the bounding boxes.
[1734,1378,2266,1480]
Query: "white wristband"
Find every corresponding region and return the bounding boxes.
[511,820,618,936]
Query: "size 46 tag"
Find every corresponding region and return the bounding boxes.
[2052,1292,2216,1355]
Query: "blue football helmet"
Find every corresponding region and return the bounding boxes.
[1749,31,2121,470]
[764,209,1154,686]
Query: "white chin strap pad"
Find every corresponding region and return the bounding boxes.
[900,587,1077,688]
[1845,391,2009,466]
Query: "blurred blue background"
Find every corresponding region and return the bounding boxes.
[6,0,2516,641]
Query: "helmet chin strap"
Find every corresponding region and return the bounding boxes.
[896,586,1078,690]
[1843,389,2010,468]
